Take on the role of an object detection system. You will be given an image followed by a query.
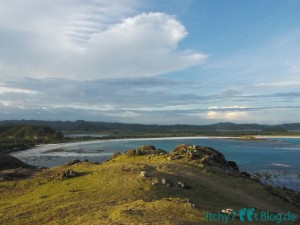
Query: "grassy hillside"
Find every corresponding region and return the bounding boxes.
[0,125,64,155]
[0,145,299,225]
[0,125,63,142]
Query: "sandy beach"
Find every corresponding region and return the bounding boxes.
[11,135,300,158]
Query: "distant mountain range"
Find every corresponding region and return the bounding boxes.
[1,120,300,134]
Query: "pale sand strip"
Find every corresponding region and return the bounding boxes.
[11,136,229,157]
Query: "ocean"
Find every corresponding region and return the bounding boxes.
[12,137,300,191]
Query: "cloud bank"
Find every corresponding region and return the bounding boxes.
[0,1,299,124]
[0,77,299,124]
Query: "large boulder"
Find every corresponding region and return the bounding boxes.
[125,145,167,156]
[138,145,156,151]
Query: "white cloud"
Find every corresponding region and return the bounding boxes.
[208,105,247,110]
[206,111,248,120]
[0,100,10,107]
[254,80,300,88]
[0,86,39,95]
[0,1,206,81]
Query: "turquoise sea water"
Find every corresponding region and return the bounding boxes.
[12,137,300,191]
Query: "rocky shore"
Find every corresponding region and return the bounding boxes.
[0,144,299,224]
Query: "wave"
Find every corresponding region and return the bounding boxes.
[274,147,300,151]
[40,152,113,157]
[271,163,290,167]
[11,141,108,157]
[19,152,113,158]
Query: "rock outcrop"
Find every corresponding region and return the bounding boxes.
[52,169,79,179]
[121,144,240,174]
[125,145,167,156]
[119,144,240,178]
[64,159,81,166]
[168,144,239,173]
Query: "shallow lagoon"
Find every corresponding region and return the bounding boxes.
[12,137,300,191]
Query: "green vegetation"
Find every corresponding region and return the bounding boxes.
[0,125,64,154]
[0,125,63,142]
[262,126,289,134]
[0,125,64,170]
[0,145,299,224]
[0,138,35,154]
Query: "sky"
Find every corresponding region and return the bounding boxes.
[0,0,300,125]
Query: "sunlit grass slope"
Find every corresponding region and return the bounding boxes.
[0,145,299,225]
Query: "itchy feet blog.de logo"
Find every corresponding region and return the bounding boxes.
[205,208,298,224]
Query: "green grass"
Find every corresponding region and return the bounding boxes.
[0,154,299,225]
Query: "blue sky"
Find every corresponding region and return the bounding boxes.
[0,0,300,124]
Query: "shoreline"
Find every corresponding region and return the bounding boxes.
[10,136,300,192]
[11,135,300,158]
[11,136,228,158]
[3,149,300,224]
